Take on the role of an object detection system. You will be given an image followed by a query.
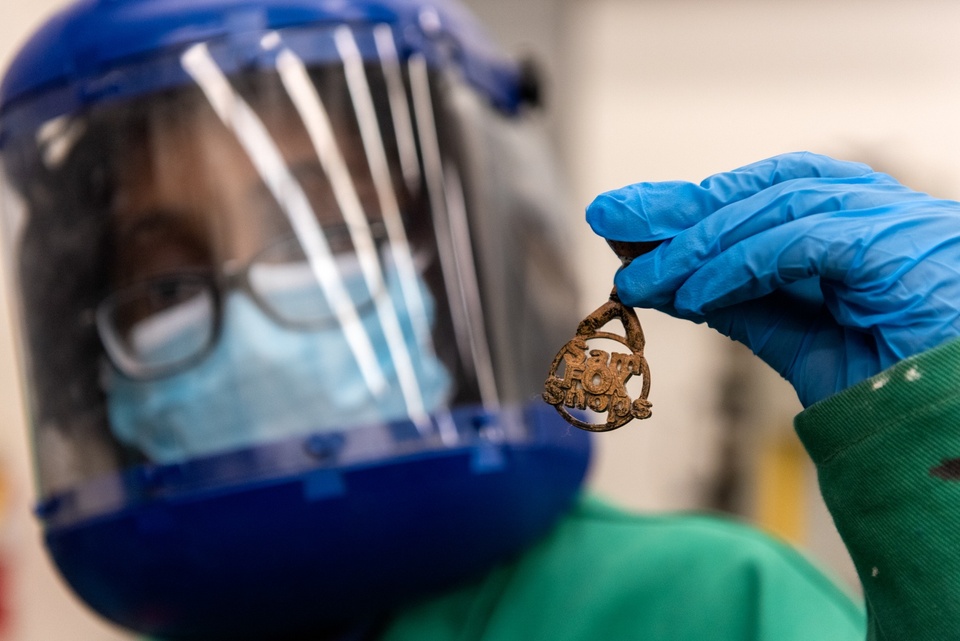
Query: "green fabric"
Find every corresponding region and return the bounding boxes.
[795,336,960,640]
[381,496,864,640]
[153,338,960,640]
[384,337,960,640]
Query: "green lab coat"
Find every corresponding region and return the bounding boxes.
[382,337,960,640]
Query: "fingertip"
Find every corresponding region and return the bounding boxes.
[613,263,656,309]
[613,257,677,310]
[612,266,641,307]
[585,187,638,238]
[586,181,707,240]
[672,285,706,318]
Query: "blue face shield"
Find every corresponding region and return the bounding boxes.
[105,257,452,463]
[0,8,590,639]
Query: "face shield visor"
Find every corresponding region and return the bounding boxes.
[3,22,581,489]
[1,14,587,639]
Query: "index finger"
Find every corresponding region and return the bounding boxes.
[586,151,876,242]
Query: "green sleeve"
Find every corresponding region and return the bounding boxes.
[795,337,960,640]
[381,496,864,641]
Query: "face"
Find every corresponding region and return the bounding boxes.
[79,67,431,390]
[86,73,458,462]
[108,84,384,290]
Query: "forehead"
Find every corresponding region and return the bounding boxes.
[106,76,378,261]
[112,82,343,205]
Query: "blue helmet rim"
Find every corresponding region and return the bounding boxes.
[38,400,591,638]
[0,0,524,129]
[36,400,591,530]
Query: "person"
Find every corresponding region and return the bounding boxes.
[1,4,958,641]
[0,0,590,638]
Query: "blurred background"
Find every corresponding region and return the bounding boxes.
[3,0,960,638]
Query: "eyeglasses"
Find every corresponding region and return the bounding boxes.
[96,225,389,380]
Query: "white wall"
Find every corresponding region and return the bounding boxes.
[3,0,960,638]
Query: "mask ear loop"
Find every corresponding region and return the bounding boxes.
[181,41,388,397]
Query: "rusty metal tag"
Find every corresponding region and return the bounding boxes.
[543,290,651,432]
[543,239,660,432]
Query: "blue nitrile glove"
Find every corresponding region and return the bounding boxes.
[586,151,960,407]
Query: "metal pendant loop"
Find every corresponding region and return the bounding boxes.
[543,289,652,432]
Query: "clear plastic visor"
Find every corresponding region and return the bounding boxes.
[1,26,505,496]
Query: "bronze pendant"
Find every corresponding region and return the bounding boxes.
[543,239,660,432]
[543,289,652,432]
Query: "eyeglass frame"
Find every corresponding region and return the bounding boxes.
[95,223,391,381]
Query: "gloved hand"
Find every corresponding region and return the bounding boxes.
[586,151,960,407]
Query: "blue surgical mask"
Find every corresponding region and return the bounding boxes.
[104,263,452,463]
